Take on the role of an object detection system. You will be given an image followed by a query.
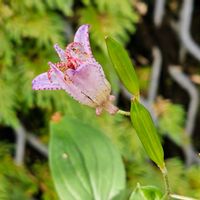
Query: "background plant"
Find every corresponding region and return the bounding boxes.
[0,0,200,199]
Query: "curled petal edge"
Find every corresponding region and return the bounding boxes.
[74,24,92,56]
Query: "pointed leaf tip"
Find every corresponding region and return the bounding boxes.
[129,184,163,200]
[106,36,139,96]
[130,100,164,168]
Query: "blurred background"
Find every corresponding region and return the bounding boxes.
[0,0,200,199]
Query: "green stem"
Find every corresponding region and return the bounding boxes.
[170,194,198,200]
[117,109,130,116]
[161,166,170,199]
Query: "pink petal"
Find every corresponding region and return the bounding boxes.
[104,99,119,115]
[48,62,96,107]
[96,107,103,115]
[74,24,92,56]
[32,72,63,90]
[54,44,66,61]
[67,63,111,105]
[95,95,118,115]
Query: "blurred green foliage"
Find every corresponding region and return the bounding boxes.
[156,99,186,146]
[0,0,200,199]
[0,143,58,200]
[0,0,137,127]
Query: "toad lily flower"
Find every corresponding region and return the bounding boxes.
[32,24,118,115]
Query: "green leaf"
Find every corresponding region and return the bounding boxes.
[106,36,139,96]
[130,100,164,168]
[49,116,125,200]
[111,189,131,200]
[129,184,163,200]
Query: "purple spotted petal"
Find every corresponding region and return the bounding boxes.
[54,44,66,61]
[74,24,92,56]
[48,62,96,107]
[32,72,63,90]
[32,24,119,115]
[66,63,111,105]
